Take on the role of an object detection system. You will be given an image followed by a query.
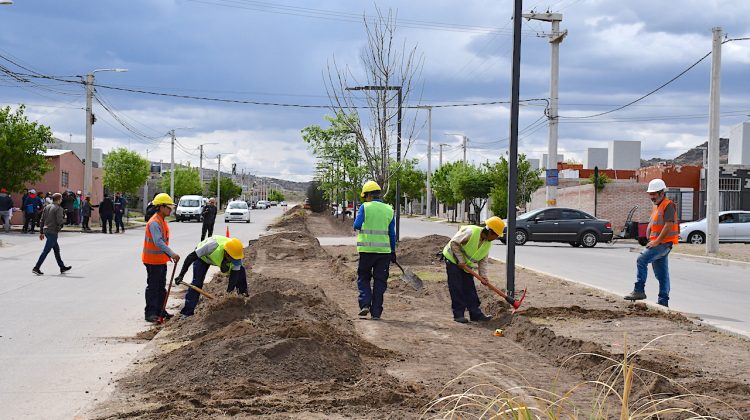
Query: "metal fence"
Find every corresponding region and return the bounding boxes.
[685,190,744,220]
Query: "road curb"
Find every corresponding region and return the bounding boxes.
[628,247,750,269]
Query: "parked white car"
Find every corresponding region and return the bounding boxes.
[224,201,251,223]
[175,195,204,222]
[679,211,750,244]
[256,200,270,209]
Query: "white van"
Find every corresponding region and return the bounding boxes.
[176,195,204,222]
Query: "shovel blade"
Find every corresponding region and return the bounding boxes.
[400,268,424,290]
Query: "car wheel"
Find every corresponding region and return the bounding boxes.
[514,229,528,246]
[688,231,705,244]
[580,231,598,248]
[569,242,581,247]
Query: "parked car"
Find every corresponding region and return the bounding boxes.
[270,201,278,206]
[279,201,287,207]
[175,195,204,222]
[256,200,270,209]
[500,207,613,248]
[679,211,750,244]
[224,201,250,223]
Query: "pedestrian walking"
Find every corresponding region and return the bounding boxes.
[175,235,247,317]
[142,193,180,323]
[442,217,505,323]
[80,195,93,231]
[98,193,114,234]
[0,188,14,233]
[114,192,126,233]
[32,193,72,276]
[73,191,81,225]
[200,197,217,241]
[353,181,396,320]
[22,189,43,233]
[624,179,678,307]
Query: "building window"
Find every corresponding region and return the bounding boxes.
[62,171,70,188]
[719,178,740,191]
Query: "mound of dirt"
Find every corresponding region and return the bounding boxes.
[255,231,324,261]
[397,234,450,265]
[306,212,355,237]
[267,205,308,233]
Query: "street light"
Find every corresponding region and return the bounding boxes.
[84,68,128,199]
[345,85,403,240]
[415,106,433,217]
[0,1,14,5]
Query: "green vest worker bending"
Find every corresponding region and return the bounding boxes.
[353,181,396,320]
[175,235,247,317]
[442,217,505,323]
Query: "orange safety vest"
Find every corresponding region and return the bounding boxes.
[648,198,679,244]
[142,213,171,265]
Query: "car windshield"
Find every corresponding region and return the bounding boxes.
[228,202,247,209]
[179,199,200,207]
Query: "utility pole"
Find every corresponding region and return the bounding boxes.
[169,129,175,199]
[199,144,204,191]
[507,0,524,300]
[462,135,468,163]
[416,106,433,217]
[523,12,566,207]
[439,143,448,167]
[84,73,94,197]
[217,154,222,211]
[706,27,722,255]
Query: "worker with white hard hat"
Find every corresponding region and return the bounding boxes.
[624,179,678,307]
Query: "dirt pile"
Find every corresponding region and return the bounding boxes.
[306,212,355,237]
[396,234,450,265]
[267,205,308,233]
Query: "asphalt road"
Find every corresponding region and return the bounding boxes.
[0,206,285,420]
[396,217,750,337]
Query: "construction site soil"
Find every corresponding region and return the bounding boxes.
[92,210,750,419]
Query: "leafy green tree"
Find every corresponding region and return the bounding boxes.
[306,181,327,213]
[450,162,494,224]
[207,176,242,207]
[384,158,425,213]
[103,148,149,194]
[431,162,462,221]
[268,189,285,202]
[0,105,53,192]
[488,154,544,218]
[161,167,202,199]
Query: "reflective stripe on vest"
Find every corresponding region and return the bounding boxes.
[198,235,232,269]
[142,214,170,264]
[356,201,393,254]
[648,198,679,244]
[442,225,493,269]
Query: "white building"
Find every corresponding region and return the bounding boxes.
[541,153,564,169]
[729,122,750,165]
[584,148,608,169]
[608,140,641,170]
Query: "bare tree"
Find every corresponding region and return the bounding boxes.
[324,8,423,194]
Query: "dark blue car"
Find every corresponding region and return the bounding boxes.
[501,207,613,248]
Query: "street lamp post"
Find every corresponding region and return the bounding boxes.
[416,106,433,217]
[345,85,403,239]
[83,68,127,198]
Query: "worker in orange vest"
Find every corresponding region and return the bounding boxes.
[624,179,678,307]
[142,193,180,323]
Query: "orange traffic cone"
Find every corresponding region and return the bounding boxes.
[226,226,230,237]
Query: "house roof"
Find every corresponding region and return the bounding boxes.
[44,148,72,157]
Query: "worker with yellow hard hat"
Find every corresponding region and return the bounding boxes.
[175,235,247,317]
[142,193,180,323]
[442,216,505,323]
[353,180,396,320]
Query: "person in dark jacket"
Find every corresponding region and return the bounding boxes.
[80,195,93,231]
[144,193,158,222]
[32,193,71,276]
[200,197,217,241]
[98,194,115,234]
[62,190,76,225]
[114,192,127,233]
[0,188,14,233]
[22,189,44,233]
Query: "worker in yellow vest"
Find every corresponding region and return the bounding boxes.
[175,235,247,317]
[142,193,180,323]
[442,217,505,323]
[353,181,396,320]
[624,179,679,307]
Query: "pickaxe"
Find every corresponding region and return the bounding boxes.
[463,265,527,314]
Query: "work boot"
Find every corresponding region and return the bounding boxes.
[371,316,381,321]
[145,315,160,323]
[471,313,493,322]
[453,317,469,324]
[60,266,72,274]
[161,311,173,320]
[32,267,43,276]
[358,306,370,317]
[624,291,647,301]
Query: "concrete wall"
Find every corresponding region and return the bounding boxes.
[637,165,701,191]
[729,122,750,165]
[584,148,608,169]
[529,181,653,232]
[608,140,641,170]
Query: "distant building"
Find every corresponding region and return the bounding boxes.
[50,138,104,168]
[527,158,540,171]
[584,148,608,169]
[541,153,564,169]
[728,121,750,165]
[608,140,641,170]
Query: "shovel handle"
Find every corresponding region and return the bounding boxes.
[393,261,406,274]
[463,266,510,300]
[184,282,215,300]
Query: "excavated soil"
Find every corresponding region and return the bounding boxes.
[94,211,750,419]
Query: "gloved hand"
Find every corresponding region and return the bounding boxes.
[174,275,184,285]
[390,252,397,263]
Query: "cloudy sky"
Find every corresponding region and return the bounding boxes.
[1,0,749,181]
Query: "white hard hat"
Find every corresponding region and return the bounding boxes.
[646,178,667,193]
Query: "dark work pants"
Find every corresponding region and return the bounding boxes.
[114,213,125,232]
[23,212,36,232]
[144,263,167,318]
[35,232,65,269]
[357,252,391,318]
[66,209,75,225]
[445,260,483,320]
[201,221,214,241]
[181,259,210,316]
[82,216,90,230]
[101,215,113,233]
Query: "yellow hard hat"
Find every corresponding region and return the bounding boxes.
[152,193,175,206]
[360,181,382,198]
[485,216,505,237]
[224,237,244,260]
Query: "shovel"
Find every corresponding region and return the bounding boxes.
[177,279,216,300]
[393,261,424,290]
[463,266,527,314]
[158,263,177,324]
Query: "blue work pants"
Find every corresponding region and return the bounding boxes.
[634,243,672,306]
[446,260,483,320]
[144,263,167,319]
[357,252,391,318]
